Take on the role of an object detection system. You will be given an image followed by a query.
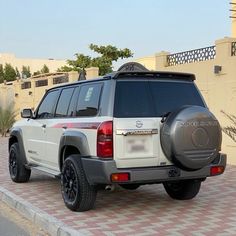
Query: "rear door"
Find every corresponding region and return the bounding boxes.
[113,79,206,168]
[113,80,162,168]
[45,87,76,170]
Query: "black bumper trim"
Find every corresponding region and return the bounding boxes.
[81,153,227,185]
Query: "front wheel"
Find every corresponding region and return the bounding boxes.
[9,143,31,183]
[61,155,97,212]
[163,180,201,200]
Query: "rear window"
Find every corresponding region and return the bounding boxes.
[114,80,205,118]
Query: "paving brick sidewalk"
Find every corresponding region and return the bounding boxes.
[1,137,236,235]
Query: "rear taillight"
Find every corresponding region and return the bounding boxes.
[210,166,225,176]
[97,121,113,158]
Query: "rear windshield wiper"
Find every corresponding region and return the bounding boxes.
[161,112,171,123]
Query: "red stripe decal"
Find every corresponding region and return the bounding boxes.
[52,122,101,129]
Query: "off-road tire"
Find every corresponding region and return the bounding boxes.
[160,105,222,170]
[61,155,97,212]
[9,143,31,183]
[163,180,201,200]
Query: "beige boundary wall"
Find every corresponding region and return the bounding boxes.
[136,37,236,165]
[0,53,67,73]
[0,67,99,120]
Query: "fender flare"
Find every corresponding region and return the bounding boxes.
[59,130,90,169]
[9,128,28,165]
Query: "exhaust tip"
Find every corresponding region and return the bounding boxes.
[105,185,115,192]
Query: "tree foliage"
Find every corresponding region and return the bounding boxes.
[41,64,49,74]
[33,71,41,76]
[221,110,236,142]
[4,63,16,82]
[58,44,133,75]
[57,66,74,72]
[0,64,4,83]
[32,65,49,76]
[0,104,17,137]
[22,66,31,78]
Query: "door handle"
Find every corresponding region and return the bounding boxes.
[42,124,46,128]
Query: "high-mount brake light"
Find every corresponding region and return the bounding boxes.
[97,121,113,158]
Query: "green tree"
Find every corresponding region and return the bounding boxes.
[0,64,4,83]
[22,66,31,78]
[57,66,74,72]
[0,104,17,137]
[59,44,133,75]
[33,71,41,76]
[221,110,236,142]
[66,54,92,72]
[41,64,49,74]
[4,63,16,82]
[90,44,133,61]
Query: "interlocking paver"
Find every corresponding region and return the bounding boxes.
[0,137,236,235]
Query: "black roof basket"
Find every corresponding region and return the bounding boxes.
[118,62,149,72]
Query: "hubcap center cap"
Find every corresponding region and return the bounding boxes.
[69,179,73,188]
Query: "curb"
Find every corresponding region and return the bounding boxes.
[0,186,84,236]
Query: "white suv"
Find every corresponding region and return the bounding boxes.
[9,62,226,211]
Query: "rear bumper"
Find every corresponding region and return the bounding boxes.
[81,153,227,185]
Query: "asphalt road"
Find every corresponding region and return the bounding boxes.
[0,213,28,236]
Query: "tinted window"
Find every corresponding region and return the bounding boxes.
[67,86,80,117]
[150,81,205,116]
[37,90,59,119]
[114,80,205,118]
[55,88,75,117]
[76,83,102,117]
[114,81,155,118]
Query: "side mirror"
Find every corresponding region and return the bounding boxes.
[21,109,33,119]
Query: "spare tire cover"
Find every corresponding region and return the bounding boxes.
[160,106,222,170]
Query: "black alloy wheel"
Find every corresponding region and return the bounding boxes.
[9,148,17,178]
[61,155,97,212]
[8,143,31,183]
[62,161,78,203]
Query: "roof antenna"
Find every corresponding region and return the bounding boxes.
[118,62,149,72]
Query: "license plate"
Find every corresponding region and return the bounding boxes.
[126,137,148,153]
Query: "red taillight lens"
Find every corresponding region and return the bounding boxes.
[111,173,130,182]
[97,121,113,158]
[210,166,225,176]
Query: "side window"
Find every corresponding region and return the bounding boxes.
[67,86,80,117]
[76,83,102,117]
[55,88,75,117]
[37,90,59,119]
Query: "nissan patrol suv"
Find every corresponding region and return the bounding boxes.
[9,62,226,212]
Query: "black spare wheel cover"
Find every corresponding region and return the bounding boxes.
[160,106,222,170]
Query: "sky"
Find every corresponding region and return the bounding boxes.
[0,0,231,68]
